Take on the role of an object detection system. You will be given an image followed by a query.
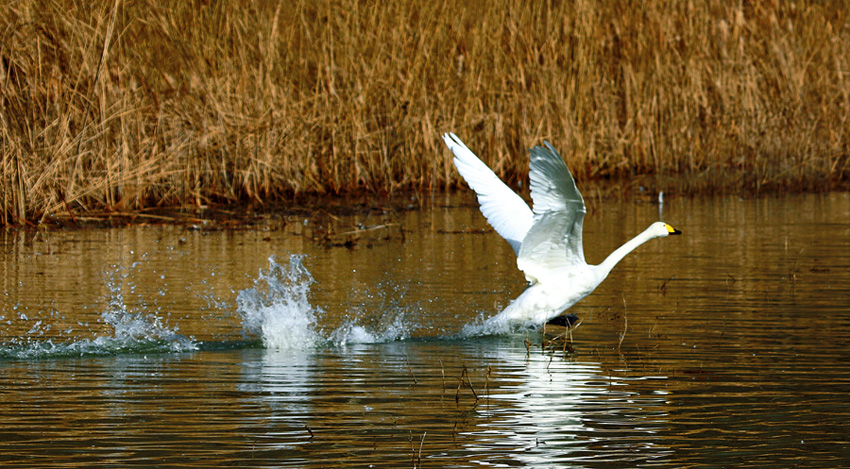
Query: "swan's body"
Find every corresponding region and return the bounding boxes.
[443,132,680,332]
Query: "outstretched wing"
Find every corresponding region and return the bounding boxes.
[517,142,587,282]
[443,133,533,254]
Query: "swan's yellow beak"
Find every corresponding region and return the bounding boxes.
[665,223,682,235]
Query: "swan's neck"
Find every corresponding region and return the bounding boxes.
[596,226,662,279]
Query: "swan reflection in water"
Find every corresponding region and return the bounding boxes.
[241,341,674,466]
[464,345,675,466]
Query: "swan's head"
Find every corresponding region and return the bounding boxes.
[649,221,682,238]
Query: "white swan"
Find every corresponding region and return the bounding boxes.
[443,132,681,333]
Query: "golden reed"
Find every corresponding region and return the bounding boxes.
[2,0,848,224]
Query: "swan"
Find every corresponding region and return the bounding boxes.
[442,132,681,333]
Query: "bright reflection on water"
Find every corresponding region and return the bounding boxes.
[1,192,850,467]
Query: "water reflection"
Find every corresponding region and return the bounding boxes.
[226,339,684,467]
[1,192,849,466]
[460,344,673,466]
[240,348,316,453]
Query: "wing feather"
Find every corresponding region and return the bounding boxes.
[517,142,587,282]
[443,133,533,254]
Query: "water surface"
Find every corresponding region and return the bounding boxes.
[1,192,849,467]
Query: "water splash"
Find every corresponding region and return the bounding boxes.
[236,255,414,349]
[459,313,520,338]
[0,258,196,360]
[329,310,411,346]
[1,254,420,360]
[92,270,197,354]
[237,255,320,349]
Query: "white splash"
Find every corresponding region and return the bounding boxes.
[3,253,421,359]
[0,260,197,359]
[96,262,196,352]
[236,255,416,348]
[329,310,411,346]
[237,255,321,349]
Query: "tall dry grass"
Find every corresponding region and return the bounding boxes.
[1,0,849,224]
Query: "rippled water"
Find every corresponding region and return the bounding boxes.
[1,192,849,467]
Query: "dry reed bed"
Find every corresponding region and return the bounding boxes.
[1,0,849,225]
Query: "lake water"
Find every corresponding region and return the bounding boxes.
[1,192,849,467]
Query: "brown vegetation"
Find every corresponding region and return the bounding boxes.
[2,0,849,225]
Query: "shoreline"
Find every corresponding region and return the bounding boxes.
[8,183,848,231]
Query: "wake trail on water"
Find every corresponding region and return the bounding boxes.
[1,254,425,359]
[237,256,542,345]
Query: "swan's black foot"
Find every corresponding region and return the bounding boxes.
[546,313,580,328]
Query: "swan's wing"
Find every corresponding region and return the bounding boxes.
[517,142,587,282]
[443,133,533,254]
[528,142,586,217]
[517,211,584,283]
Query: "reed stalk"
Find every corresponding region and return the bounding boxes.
[2,0,849,224]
